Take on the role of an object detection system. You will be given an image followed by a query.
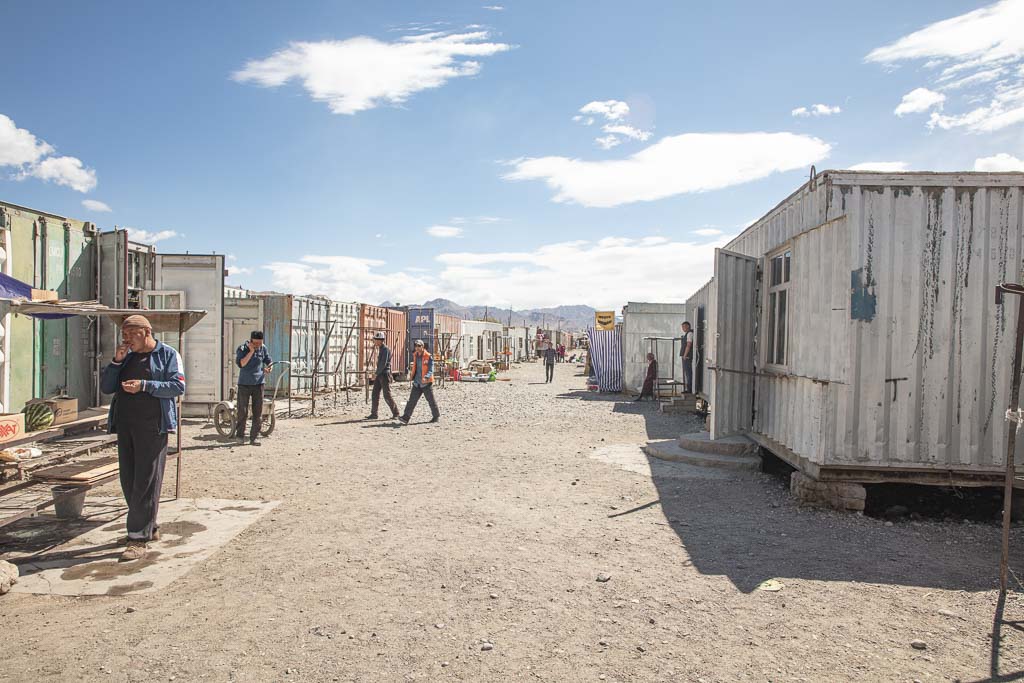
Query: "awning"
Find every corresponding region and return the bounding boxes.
[0,299,207,335]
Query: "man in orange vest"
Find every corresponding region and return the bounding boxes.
[399,339,440,424]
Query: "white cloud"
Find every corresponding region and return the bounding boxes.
[974,152,1024,171]
[482,5,504,9]
[0,114,53,165]
[579,100,630,122]
[125,228,179,244]
[264,234,735,310]
[228,266,254,277]
[594,135,622,150]
[451,215,503,224]
[427,225,463,238]
[25,156,97,193]
[602,124,652,141]
[694,228,723,236]
[81,199,112,212]
[847,161,911,172]
[233,31,512,115]
[504,132,831,208]
[867,0,1024,132]
[791,103,841,117]
[894,87,946,116]
[0,114,97,193]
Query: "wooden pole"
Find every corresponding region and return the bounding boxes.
[996,283,1024,594]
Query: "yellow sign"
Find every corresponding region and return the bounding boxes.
[595,311,615,330]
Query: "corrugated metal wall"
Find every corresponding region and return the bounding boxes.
[621,302,687,393]
[387,308,407,376]
[703,171,1024,475]
[360,304,389,383]
[407,307,435,363]
[223,298,264,392]
[327,301,359,388]
[290,296,330,395]
[435,314,461,360]
[259,294,293,395]
[708,250,758,439]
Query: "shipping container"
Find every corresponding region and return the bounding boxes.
[387,308,407,377]
[693,170,1024,487]
[684,279,712,399]
[0,201,97,412]
[327,300,360,389]
[97,230,157,405]
[458,320,503,368]
[359,304,390,383]
[504,326,531,361]
[621,302,687,394]
[290,296,330,395]
[257,293,292,395]
[434,313,462,362]
[152,253,225,415]
[407,307,435,356]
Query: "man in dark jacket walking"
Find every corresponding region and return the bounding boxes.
[101,314,185,562]
[235,330,273,445]
[367,331,399,420]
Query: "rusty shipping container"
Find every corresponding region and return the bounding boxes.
[387,308,407,376]
[691,169,1024,487]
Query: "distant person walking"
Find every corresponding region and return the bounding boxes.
[367,331,400,420]
[636,352,657,401]
[680,321,694,394]
[235,330,273,445]
[101,315,185,562]
[542,336,557,383]
[399,339,440,424]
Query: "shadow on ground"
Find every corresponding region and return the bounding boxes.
[641,451,1023,594]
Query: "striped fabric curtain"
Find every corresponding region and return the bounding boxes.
[586,326,623,392]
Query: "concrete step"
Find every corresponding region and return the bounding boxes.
[644,440,761,471]
[659,402,699,415]
[676,431,759,457]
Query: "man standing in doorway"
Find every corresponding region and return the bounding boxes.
[101,315,185,562]
[680,321,694,394]
[367,331,399,420]
[399,339,440,424]
[542,336,557,383]
[236,330,273,445]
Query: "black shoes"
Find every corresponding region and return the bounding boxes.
[398,416,410,425]
[430,417,440,423]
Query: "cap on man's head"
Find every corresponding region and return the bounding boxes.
[373,331,386,340]
[250,330,264,340]
[122,314,152,330]
[414,339,424,347]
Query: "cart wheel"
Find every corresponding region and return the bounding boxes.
[213,403,235,437]
[260,408,276,436]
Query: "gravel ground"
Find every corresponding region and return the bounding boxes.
[3,360,1024,682]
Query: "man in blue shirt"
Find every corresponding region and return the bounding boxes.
[235,330,273,445]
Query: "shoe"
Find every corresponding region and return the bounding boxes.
[398,416,410,425]
[391,413,400,419]
[430,417,440,423]
[250,437,261,446]
[120,540,149,562]
[152,527,161,542]
[365,414,379,420]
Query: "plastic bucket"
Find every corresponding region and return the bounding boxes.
[51,485,87,519]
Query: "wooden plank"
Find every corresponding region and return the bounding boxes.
[32,457,118,482]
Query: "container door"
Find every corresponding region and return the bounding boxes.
[154,254,225,409]
[708,248,758,439]
[694,304,706,396]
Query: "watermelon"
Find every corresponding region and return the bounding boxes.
[23,402,54,431]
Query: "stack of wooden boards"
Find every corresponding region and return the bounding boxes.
[32,456,119,486]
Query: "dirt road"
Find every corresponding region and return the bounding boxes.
[3,360,1024,681]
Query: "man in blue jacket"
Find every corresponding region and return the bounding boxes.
[235,330,273,445]
[100,315,185,562]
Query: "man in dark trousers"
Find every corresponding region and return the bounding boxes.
[367,331,399,420]
[542,336,557,383]
[399,339,440,424]
[235,330,273,445]
[680,321,694,394]
[101,314,185,562]
[635,352,658,401]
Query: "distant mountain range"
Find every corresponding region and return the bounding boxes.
[381,298,597,331]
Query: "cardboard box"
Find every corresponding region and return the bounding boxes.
[26,396,79,426]
[30,288,58,302]
[0,413,26,444]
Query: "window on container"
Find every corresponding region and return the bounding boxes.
[766,249,791,366]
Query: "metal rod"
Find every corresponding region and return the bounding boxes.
[996,282,1024,594]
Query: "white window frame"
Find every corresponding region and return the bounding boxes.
[764,246,792,369]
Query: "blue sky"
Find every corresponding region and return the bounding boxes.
[2,0,1023,309]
